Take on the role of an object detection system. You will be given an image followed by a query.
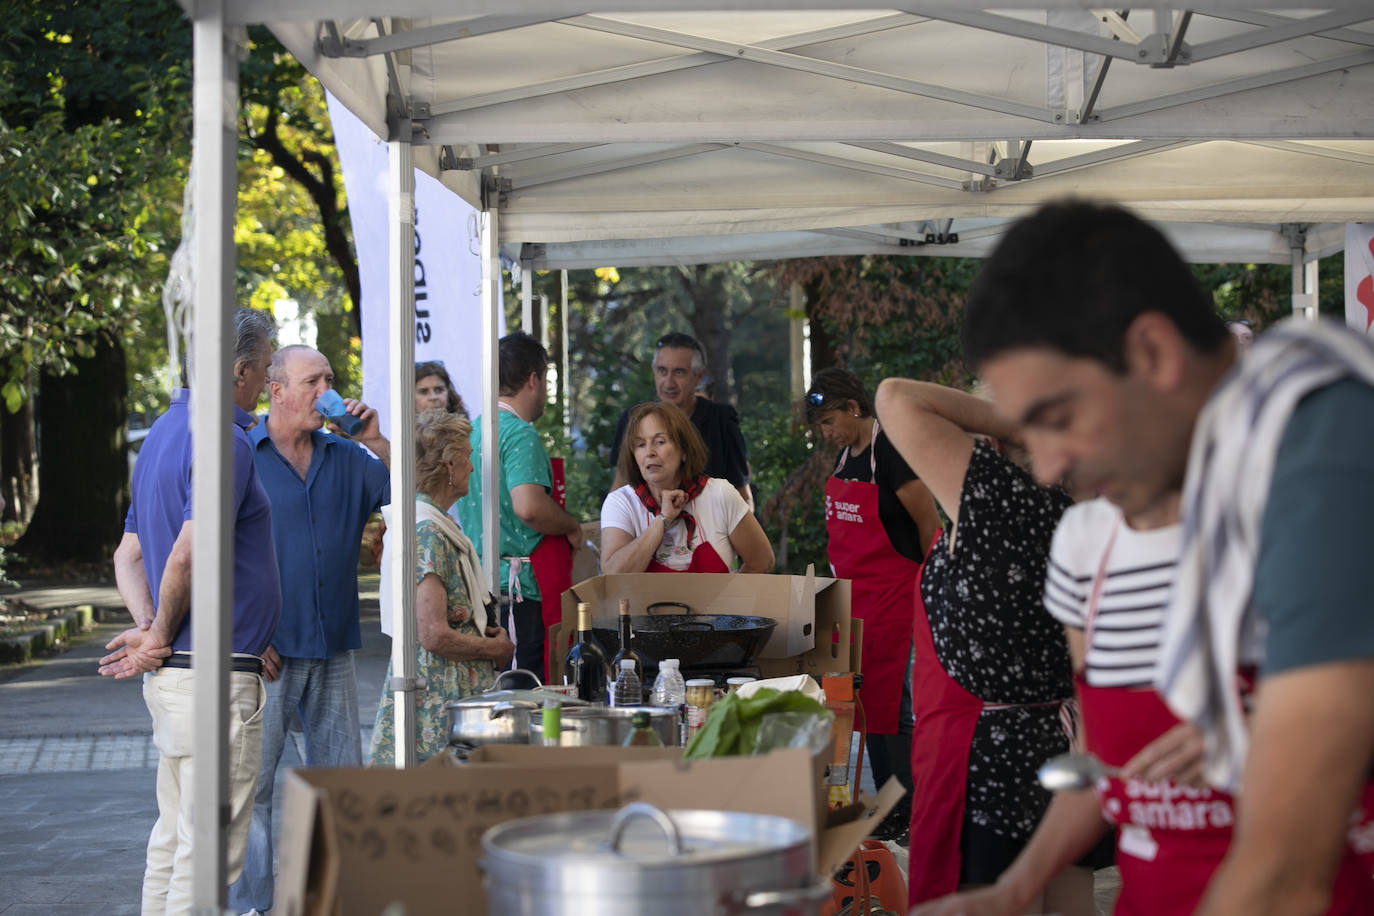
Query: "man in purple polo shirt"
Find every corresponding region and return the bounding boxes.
[101,308,281,914]
[229,344,390,916]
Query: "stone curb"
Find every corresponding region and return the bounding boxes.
[0,604,96,664]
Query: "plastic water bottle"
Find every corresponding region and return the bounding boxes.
[651,658,687,708]
[611,658,642,707]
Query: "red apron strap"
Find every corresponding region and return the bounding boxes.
[530,457,574,682]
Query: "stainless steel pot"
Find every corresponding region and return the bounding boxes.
[529,705,681,747]
[447,669,586,748]
[481,802,829,915]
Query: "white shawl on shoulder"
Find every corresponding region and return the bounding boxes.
[379,500,492,637]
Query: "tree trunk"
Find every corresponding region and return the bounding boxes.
[0,377,38,526]
[684,266,734,403]
[15,330,129,563]
[804,276,837,371]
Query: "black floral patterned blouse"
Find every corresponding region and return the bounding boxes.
[919,440,1075,841]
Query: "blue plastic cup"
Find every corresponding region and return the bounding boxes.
[315,389,363,437]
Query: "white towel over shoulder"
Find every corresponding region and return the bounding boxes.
[1157,318,1374,792]
[380,500,492,638]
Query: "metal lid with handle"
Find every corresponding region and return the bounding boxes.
[481,801,832,914]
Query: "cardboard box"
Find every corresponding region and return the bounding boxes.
[276,744,900,916]
[550,567,855,682]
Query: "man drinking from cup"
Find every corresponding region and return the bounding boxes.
[230,344,391,916]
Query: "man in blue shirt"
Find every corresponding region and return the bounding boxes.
[230,344,390,916]
[102,308,281,914]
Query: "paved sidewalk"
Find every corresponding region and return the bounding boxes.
[0,576,389,915]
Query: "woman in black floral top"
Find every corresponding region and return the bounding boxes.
[875,380,1106,916]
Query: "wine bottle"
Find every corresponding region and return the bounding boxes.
[608,598,644,686]
[564,602,609,704]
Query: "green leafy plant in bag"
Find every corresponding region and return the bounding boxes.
[683,687,832,759]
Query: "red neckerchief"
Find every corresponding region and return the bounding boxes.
[635,474,710,543]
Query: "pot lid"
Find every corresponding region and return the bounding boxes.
[449,689,587,708]
[482,803,808,868]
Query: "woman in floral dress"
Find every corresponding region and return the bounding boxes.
[369,409,515,765]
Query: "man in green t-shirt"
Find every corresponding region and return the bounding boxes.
[458,333,581,673]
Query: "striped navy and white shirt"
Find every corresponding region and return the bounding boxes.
[1043,498,1181,689]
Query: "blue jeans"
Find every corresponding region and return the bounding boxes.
[228,652,362,913]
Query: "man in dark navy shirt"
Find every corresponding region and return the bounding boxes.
[103,308,281,914]
[609,332,751,505]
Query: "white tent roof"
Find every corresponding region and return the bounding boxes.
[170,7,1374,888]
[264,3,1374,266]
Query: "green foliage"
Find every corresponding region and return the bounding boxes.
[0,0,191,413]
[237,26,360,394]
[1192,256,1345,329]
[742,409,831,575]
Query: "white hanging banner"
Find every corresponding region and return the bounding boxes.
[1346,224,1374,336]
[326,92,493,433]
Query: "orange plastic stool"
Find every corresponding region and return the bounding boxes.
[821,839,907,916]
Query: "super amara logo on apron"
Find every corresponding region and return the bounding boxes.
[1106,781,1234,832]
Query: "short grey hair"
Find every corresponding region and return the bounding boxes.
[234,308,275,375]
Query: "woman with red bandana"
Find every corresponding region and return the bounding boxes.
[601,402,774,575]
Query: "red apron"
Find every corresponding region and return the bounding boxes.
[824,426,923,735]
[906,527,1074,906]
[1079,674,1235,915]
[1080,520,1374,915]
[644,494,731,574]
[906,532,986,905]
[529,457,574,682]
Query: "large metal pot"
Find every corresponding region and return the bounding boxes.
[447,669,585,748]
[531,705,682,747]
[593,602,778,671]
[481,802,830,915]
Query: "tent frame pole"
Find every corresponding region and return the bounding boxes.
[386,110,420,767]
[481,210,502,602]
[189,3,236,910]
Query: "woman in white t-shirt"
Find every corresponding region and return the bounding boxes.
[601,402,774,574]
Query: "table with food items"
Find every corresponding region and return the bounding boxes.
[277,572,903,916]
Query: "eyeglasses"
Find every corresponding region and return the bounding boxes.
[805,391,827,407]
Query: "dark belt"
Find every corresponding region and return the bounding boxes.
[162,652,263,676]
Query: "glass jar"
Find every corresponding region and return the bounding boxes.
[725,676,756,695]
[684,678,716,733]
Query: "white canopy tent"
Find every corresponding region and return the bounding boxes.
[176,3,1373,909]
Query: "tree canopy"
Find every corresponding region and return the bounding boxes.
[0,0,190,414]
